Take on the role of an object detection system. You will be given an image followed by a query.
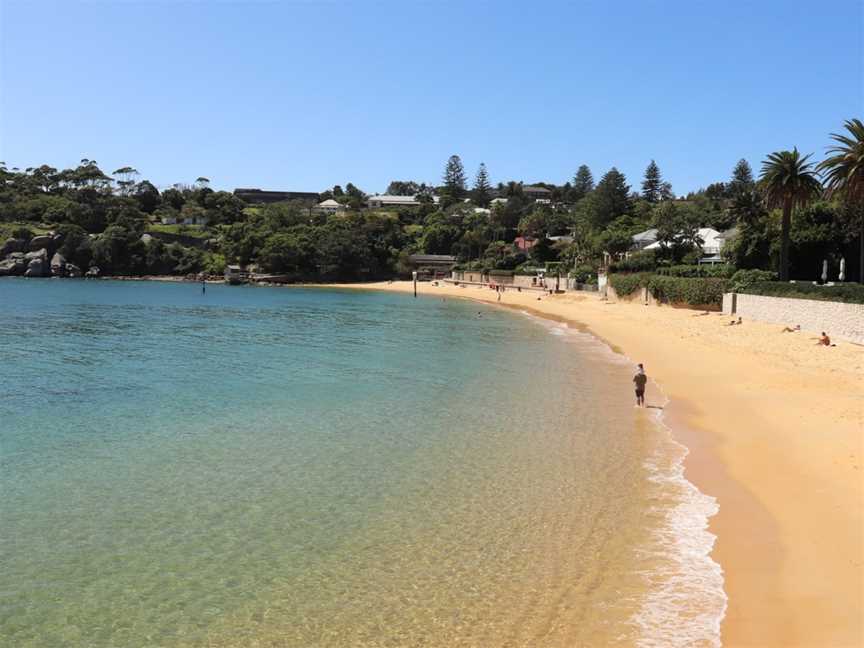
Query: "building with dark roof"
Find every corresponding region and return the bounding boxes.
[233,188,319,204]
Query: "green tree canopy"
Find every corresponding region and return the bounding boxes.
[641,160,662,203]
[759,148,823,280]
[441,155,467,207]
[571,165,594,202]
[472,163,492,207]
[818,118,864,282]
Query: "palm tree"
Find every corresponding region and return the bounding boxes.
[818,118,864,283]
[759,148,823,280]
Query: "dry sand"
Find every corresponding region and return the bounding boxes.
[324,280,864,648]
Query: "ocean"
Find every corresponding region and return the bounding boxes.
[0,279,725,647]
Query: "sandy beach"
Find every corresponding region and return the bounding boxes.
[324,280,863,647]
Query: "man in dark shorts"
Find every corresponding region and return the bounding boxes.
[633,363,647,407]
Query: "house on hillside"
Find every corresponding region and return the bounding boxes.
[367,194,440,208]
[233,188,319,204]
[523,185,553,201]
[514,236,537,253]
[631,228,659,250]
[314,199,345,215]
[161,212,209,226]
[640,227,729,264]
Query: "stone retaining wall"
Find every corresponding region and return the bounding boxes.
[724,292,864,343]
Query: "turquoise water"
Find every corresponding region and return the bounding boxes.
[0,279,724,647]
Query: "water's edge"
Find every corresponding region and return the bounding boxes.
[515,309,728,648]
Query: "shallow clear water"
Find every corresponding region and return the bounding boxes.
[0,279,724,647]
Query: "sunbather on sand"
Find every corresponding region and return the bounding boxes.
[816,332,835,346]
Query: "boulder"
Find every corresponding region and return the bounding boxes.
[8,252,26,261]
[25,258,46,277]
[0,258,25,276]
[85,266,101,278]
[1,238,25,256]
[51,252,67,276]
[28,235,53,252]
[66,263,82,278]
[25,248,48,262]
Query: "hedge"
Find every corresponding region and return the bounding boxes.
[608,251,656,273]
[647,276,729,307]
[656,264,735,279]
[741,281,864,304]
[729,269,777,292]
[609,272,728,307]
[608,272,652,297]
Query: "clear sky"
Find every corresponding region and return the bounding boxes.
[1,0,861,196]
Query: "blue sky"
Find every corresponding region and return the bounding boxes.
[1,1,861,195]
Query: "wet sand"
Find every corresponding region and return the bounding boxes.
[324,281,864,648]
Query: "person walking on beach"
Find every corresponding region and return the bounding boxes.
[633,363,647,407]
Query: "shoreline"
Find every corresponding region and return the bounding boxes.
[321,280,864,647]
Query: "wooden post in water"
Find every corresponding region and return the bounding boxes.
[412,271,417,298]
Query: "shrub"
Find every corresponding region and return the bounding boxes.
[609,250,656,273]
[657,264,735,279]
[570,264,594,284]
[609,272,651,296]
[742,281,864,304]
[729,269,778,292]
[648,276,729,307]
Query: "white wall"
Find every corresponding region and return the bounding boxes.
[724,293,864,344]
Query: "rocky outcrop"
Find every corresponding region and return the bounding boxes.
[85,266,101,278]
[0,232,82,279]
[1,238,25,256]
[28,235,54,252]
[25,258,46,277]
[14,248,50,277]
[25,248,48,263]
[0,258,26,276]
[51,252,67,276]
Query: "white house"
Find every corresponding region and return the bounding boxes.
[315,199,345,214]
[367,194,440,208]
[641,227,727,264]
[161,213,209,226]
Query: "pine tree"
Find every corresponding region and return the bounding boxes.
[729,159,754,196]
[641,160,662,203]
[472,163,492,207]
[592,167,631,228]
[441,155,467,206]
[571,165,594,201]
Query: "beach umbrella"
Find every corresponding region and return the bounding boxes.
[839,257,846,282]
[821,259,828,283]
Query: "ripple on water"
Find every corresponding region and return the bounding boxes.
[1,280,724,647]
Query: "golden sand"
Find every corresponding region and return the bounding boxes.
[324,281,864,648]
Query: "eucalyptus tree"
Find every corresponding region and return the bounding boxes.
[817,119,864,282]
[759,149,823,280]
[113,167,139,195]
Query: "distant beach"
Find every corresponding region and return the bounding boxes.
[328,280,864,647]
